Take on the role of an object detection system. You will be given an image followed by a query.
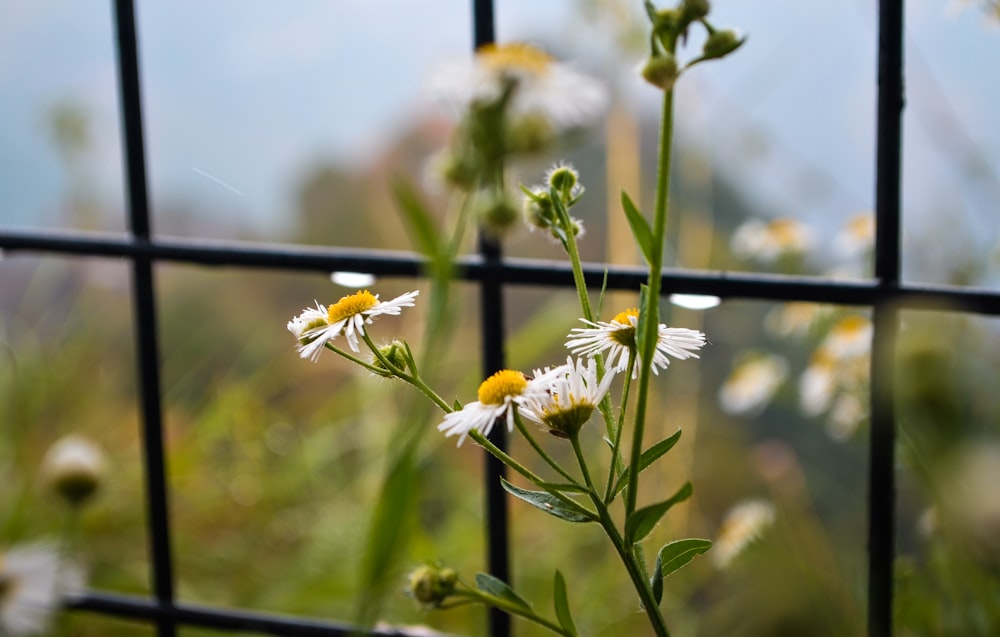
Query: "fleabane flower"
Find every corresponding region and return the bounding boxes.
[566,308,706,377]
[0,543,84,636]
[519,357,614,438]
[429,42,606,142]
[40,434,107,508]
[437,365,567,446]
[712,499,776,569]
[289,290,419,361]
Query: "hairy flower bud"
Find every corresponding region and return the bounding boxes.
[641,54,679,91]
[407,565,458,607]
[702,29,744,60]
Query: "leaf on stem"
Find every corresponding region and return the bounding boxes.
[625,481,694,544]
[475,572,533,614]
[650,538,713,603]
[621,191,655,264]
[501,477,597,523]
[553,570,578,636]
[612,429,683,498]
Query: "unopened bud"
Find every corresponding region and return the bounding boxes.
[407,565,458,607]
[476,192,520,237]
[702,29,745,60]
[41,435,106,507]
[371,340,410,375]
[682,0,710,21]
[641,54,679,91]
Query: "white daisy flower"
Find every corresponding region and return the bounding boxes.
[429,42,606,136]
[834,212,875,259]
[712,499,776,569]
[565,308,706,377]
[731,218,813,263]
[0,543,84,636]
[289,290,419,361]
[821,314,872,360]
[438,365,567,446]
[519,356,615,438]
[40,434,107,507]
[718,353,788,416]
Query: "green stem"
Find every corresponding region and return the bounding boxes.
[513,412,583,488]
[604,350,637,503]
[455,587,572,636]
[626,87,675,519]
[569,435,670,637]
[359,331,453,413]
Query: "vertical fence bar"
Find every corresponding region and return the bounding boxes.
[112,2,176,636]
[869,0,904,634]
[471,2,511,637]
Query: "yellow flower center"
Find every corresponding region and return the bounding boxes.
[327,290,378,323]
[477,370,528,405]
[610,308,639,347]
[832,314,869,337]
[478,43,552,75]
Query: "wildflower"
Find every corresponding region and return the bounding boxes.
[834,212,875,259]
[798,351,837,416]
[40,435,106,508]
[522,163,586,241]
[712,499,776,569]
[429,42,607,143]
[826,392,866,441]
[437,365,567,446]
[730,218,813,263]
[821,314,872,360]
[519,357,615,438]
[764,302,827,339]
[566,308,706,377]
[0,543,84,636]
[289,290,419,361]
[718,353,788,416]
[407,565,458,607]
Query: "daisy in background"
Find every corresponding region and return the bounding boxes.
[40,434,107,509]
[0,543,84,636]
[730,218,813,264]
[438,364,569,446]
[718,353,789,416]
[566,308,706,377]
[519,357,615,439]
[288,289,419,361]
[712,499,776,569]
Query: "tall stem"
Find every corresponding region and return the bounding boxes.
[626,88,675,518]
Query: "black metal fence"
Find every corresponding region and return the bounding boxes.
[3,1,1000,636]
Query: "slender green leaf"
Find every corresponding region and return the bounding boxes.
[475,573,532,614]
[553,570,578,636]
[538,481,589,494]
[621,191,654,264]
[625,482,693,544]
[613,429,683,497]
[501,478,596,523]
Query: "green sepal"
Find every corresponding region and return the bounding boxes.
[475,572,532,614]
[621,191,655,264]
[612,429,683,498]
[625,481,693,544]
[500,477,596,523]
[650,538,713,603]
[553,570,578,636]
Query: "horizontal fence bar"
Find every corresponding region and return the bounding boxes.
[3,229,1000,314]
[67,592,458,637]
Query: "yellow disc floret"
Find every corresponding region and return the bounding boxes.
[610,308,640,347]
[478,43,552,75]
[327,290,378,323]
[477,370,528,405]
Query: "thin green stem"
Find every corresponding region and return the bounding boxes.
[359,331,453,413]
[626,87,675,519]
[454,587,572,636]
[512,412,582,487]
[604,350,637,503]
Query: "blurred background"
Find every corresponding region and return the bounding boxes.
[2,1,1000,635]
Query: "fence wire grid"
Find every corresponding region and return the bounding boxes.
[3,1,1000,636]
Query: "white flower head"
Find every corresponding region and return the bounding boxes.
[0,543,85,636]
[821,314,872,360]
[712,499,776,569]
[798,352,837,416]
[289,290,419,361]
[718,353,788,416]
[731,218,813,263]
[40,435,107,507]
[519,356,615,438]
[437,365,568,446]
[834,212,875,259]
[565,308,706,378]
[429,42,607,138]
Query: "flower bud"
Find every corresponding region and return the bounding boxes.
[702,29,745,60]
[407,565,458,607]
[522,187,556,231]
[641,54,679,91]
[545,163,580,203]
[41,435,107,507]
[682,0,710,21]
[371,340,410,375]
[476,191,520,237]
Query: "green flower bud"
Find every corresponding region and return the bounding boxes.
[407,565,458,607]
[546,164,579,199]
[682,0,710,21]
[476,191,520,237]
[641,54,679,91]
[702,29,745,60]
[371,340,410,375]
[522,187,556,231]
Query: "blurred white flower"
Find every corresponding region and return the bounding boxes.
[730,218,813,262]
[712,499,776,569]
[821,315,872,360]
[834,212,875,260]
[764,302,828,339]
[0,543,84,636]
[799,352,837,416]
[718,354,788,416]
[40,435,107,507]
[825,393,867,442]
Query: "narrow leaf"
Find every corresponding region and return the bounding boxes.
[553,571,578,636]
[613,429,683,497]
[538,481,589,494]
[475,573,532,614]
[656,538,713,579]
[501,478,596,523]
[621,191,655,264]
[625,482,694,544]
